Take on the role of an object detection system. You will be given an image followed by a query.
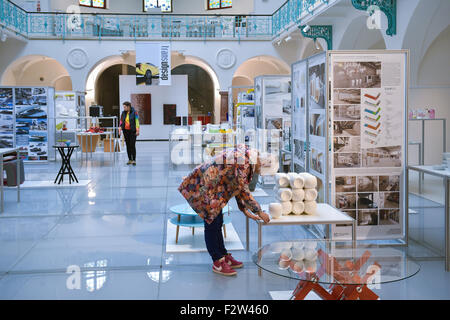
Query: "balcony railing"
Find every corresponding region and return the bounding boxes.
[0,0,332,41]
[27,13,273,40]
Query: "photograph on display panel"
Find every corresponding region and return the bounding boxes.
[335,176,356,193]
[310,113,325,137]
[333,137,361,153]
[357,192,379,209]
[0,88,13,108]
[265,117,282,130]
[333,121,360,136]
[361,146,402,167]
[293,139,306,166]
[334,152,361,168]
[379,175,400,192]
[308,61,325,109]
[335,193,357,210]
[333,61,381,88]
[333,104,360,121]
[358,210,378,226]
[333,89,361,104]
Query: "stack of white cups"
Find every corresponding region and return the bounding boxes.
[269,172,318,219]
[277,241,319,273]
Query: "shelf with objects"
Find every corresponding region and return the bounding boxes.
[290,50,409,243]
[51,114,119,163]
[254,75,291,185]
[0,86,56,162]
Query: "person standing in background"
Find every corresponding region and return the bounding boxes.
[118,101,140,166]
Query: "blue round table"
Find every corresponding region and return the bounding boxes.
[169,203,232,244]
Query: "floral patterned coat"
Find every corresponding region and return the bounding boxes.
[178,145,262,224]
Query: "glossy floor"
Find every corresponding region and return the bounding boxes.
[0,142,448,299]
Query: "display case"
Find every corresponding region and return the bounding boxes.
[290,50,409,242]
[169,123,237,171]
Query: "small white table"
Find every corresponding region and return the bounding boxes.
[408,165,450,271]
[251,203,356,275]
[0,148,21,213]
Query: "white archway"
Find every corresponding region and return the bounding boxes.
[1,55,72,90]
[232,55,290,83]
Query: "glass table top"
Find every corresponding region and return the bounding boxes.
[253,240,420,285]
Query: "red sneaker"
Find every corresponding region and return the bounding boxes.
[212,257,237,276]
[224,253,243,269]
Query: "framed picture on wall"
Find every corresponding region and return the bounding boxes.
[131,94,152,125]
[163,104,178,125]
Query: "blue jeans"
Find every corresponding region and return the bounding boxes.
[204,213,227,262]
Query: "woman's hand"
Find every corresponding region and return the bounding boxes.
[243,209,270,223]
[258,211,271,223]
[242,209,260,221]
[118,127,121,137]
[136,129,140,136]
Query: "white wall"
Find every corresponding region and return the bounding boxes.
[119,74,188,140]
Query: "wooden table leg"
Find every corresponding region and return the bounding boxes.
[223,225,227,238]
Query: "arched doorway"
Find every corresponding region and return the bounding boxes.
[172,64,214,122]
[171,53,221,123]
[231,55,290,108]
[95,64,135,118]
[85,54,135,117]
[1,55,72,90]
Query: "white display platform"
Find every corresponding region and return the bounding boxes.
[252,188,268,197]
[260,203,354,225]
[165,220,244,253]
[269,290,322,300]
[17,180,92,188]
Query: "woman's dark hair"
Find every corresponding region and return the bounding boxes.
[123,101,132,107]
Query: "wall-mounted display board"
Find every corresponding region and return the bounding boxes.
[236,89,255,141]
[228,86,253,128]
[0,86,55,162]
[290,50,408,241]
[55,91,86,131]
[254,75,291,184]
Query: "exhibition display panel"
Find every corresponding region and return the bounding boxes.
[291,53,329,204]
[254,75,291,184]
[290,50,409,241]
[228,86,253,128]
[0,86,55,162]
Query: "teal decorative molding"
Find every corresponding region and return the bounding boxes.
[300,25,332,50]
[351,0,396,36]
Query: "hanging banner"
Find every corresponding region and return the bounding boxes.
[330,51,407,240]
[136,42,171,86]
